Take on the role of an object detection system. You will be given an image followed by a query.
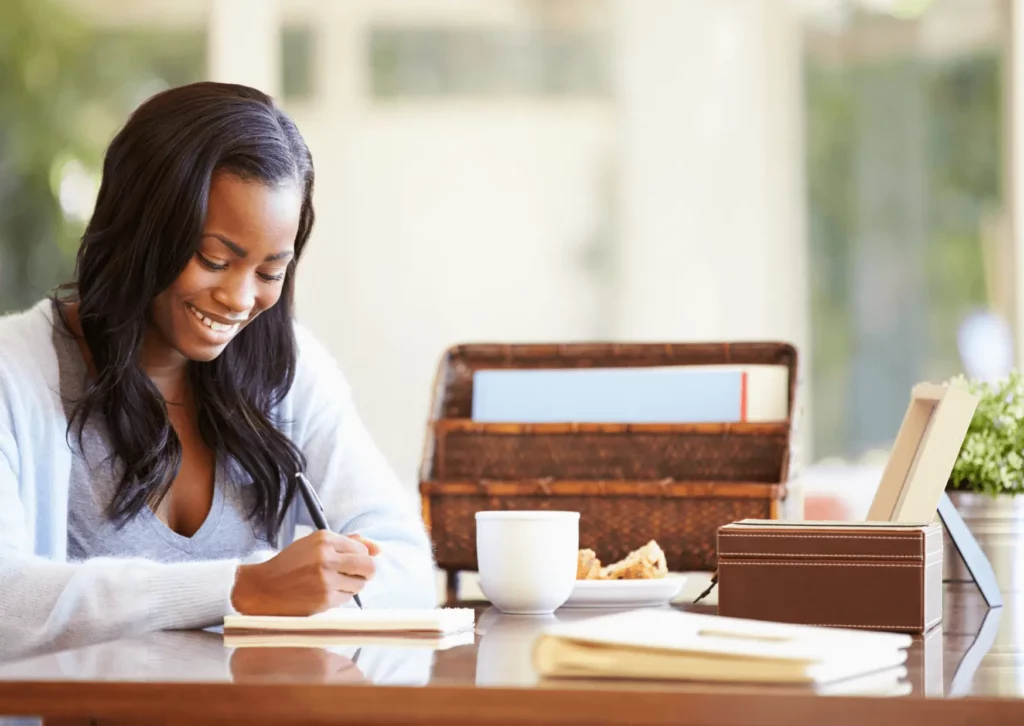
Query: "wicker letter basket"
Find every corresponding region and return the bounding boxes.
[418,342,801,603]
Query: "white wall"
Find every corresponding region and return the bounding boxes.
[612,0,808,348]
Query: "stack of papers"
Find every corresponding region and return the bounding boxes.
[223,630,475,651]
[532,609,912,685]
[223,608,475,638]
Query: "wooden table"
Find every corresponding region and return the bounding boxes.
[0,583,1021,725]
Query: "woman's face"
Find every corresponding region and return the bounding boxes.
[149,173,303,363]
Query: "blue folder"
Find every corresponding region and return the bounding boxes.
[471,367,744,424]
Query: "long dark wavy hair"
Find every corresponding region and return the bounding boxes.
[55,82,314,544]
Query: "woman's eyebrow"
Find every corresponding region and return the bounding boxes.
[203,233,248,258]
[202,233,294,262]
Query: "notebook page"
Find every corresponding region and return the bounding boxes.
[534,636,908,684]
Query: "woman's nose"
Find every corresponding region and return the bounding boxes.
[212,273,257,314]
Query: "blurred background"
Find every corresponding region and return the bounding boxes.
[0,0,1016,514]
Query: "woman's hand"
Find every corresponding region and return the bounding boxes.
[230,530,380,615]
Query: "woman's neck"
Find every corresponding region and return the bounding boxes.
[139,326,190,405]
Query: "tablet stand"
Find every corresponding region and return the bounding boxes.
[938,492,1003,607]
[865,383,1003,608]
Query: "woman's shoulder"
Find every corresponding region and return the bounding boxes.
[287,320,354,405]
[0,299,61,384]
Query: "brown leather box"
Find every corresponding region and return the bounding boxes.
[716,519,943,633]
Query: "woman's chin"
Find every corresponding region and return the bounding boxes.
[188,347,228,363]
[175,333,234,362]
[178,344,228,363]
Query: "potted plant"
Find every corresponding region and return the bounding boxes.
[945,371,1024,592]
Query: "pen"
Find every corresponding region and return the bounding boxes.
[295,472,363,609]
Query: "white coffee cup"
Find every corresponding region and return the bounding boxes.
[475,510,580,615]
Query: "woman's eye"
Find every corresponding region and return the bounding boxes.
[258,271,286,282]
[196,253,228,271]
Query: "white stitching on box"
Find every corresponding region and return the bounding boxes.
[720,561,919,567]
[719,534,913,541]
[778,622,920,630]
[721,552,920,559]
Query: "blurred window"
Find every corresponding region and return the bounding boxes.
[367,25,609,99]
[803,0,1009,461]
[282,24,315,102]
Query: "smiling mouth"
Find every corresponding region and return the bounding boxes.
[187,303,242,334]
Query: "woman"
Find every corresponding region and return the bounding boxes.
[0,82,436,659]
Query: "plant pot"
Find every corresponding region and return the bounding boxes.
[943,490,1024,593]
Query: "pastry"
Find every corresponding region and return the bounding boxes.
[598,540,668,580]
[576,548,602,580]
[575,540,668,580]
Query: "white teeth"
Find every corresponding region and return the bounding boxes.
[188,304,238,334]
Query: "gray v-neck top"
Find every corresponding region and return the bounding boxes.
[52,311,272,563]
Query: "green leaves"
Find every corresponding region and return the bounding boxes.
[948,370,1024,496]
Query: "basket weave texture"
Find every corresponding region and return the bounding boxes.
[419,342,799,577]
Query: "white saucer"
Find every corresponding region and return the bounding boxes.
[561,575,686,609]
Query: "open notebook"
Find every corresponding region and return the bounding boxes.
[533,609,912,685]
[223,608,475,636]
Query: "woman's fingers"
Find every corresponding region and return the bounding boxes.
[349,534,381,556]
[315,530,380,557]
[335,573,370,596]
[332,552,376,580]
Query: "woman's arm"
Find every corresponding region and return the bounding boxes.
[0,359,241,661]
[0,472,238,660]
[288,325,438,609]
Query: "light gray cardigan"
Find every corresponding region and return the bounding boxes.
[0,300,436,660]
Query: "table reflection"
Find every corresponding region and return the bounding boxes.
[471,605,913,696]
[466,585,1023,699]
[0,629,445,687]
[0,585,1019,702]
[942,586,1024,698]
[228,646,366,684]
